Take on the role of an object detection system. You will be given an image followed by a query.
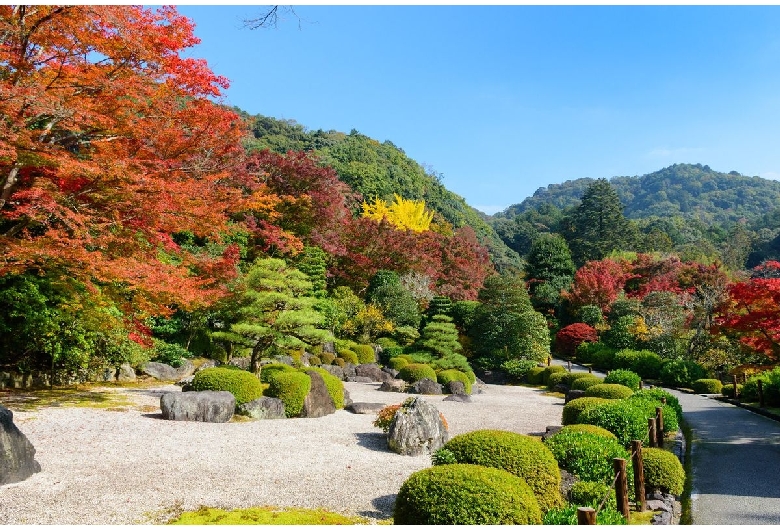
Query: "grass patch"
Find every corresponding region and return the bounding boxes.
[168,506,374,525]
[628,509,656,525]
[0,386,136,412]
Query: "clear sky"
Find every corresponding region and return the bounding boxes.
[175,5,780,215]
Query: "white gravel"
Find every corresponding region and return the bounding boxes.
[0,382,565,524]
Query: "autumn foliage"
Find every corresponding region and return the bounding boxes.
[555,323,598,357]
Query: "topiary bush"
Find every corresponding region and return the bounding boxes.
[614,349,663,379]
[388,356,409,371]
[337,349,358,365]
[301,367,345,409]
[547,371,569,390]
[559,424,618,439]
[692,378,723,394]
[307,355,322,366]
[562,397,611,425]
[394,464,542,524]
[501,358,539,382]
[569,480,616,509]
[442,429,564,512]
[320,352,335,365]
[571,375,605,391]
[560,371,594,387]
[542,365,566,385]
[527,366,547,385]
[659,358,706,388]
[583,383,634,400]
[630,388,683,423]
[642,448,685,496]
[604,369,641,391]
[544,430,633,485]
[354,344,376,364]
[398,363,437,383]
[259,363,296,384]
[190,367,263,406]
[578,400,651,446]
[265,371,311,418]
[437,369,472,394]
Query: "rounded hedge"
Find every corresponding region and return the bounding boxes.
[630,388,683,423]
[526,366,547,385]
[570,375,605,391]
[721,383,742,398]
[583,383,634,400]
[627,389,681,434]
[394,464,542,524]
[569,480,616,509]
[190,367,263,406]
[562,397,611,425]
[542,365,566,385]
[604,369,641,391]
[337,349,359,365]
[437,369,472,394]
[307,355,322,366]
[578,400,652,446]
[320,352,336,365]
[614,349,663,379]
[559,424,618,440]
[302,367,345,409]
[544,430,633,485]
[259,363,296,384]
[265,371,311,418]
[442,429,564,512]
[560,371,595,386]
[333,357,345,368]
[388,357,409,371]
[547,371,569,390]
[692,378,723,394]
[659,359,706,388]
[354,344,376,364]
[398,363,437,383]
[642,448,685,495]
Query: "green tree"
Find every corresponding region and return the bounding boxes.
[415,315,462,358]
[525,234,576,318]
[366,270,421,329]
[294,246,329,298]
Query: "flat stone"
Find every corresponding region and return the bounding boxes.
[379,380,406,392]
[346,376,374,383]
[160,391,235,423]
[443,393,472,403]
[237,397,286,419]
[346,402,386,414]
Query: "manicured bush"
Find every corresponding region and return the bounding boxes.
[354,344,376,364]
[437,369,472,394]
[394,464,542,524]
[320,352,335,365]
[542,505,626,525]
[560,371,594,386]
[692,378,723,394]
[571,375,604,391]
[659,359,706,388]
[527,366,547,385]
[398,363,437,383]
[542,365,566,385]
[614,349,663,379]
[562,397,611,425]
[301,367,345,409]
[578,400,651,446]
[265,371,311,418]
[190,367,263,406]
[431,448,457,466]
[501,358,539,382]
[583,383,634,400]
[569,480,616,509]
[642,448,685,495]
[547,371,569,390]
[604,369,641,391]
[307,355,321,366]
[388,356,409,371]
[442,429,564,512]
[721,383,742,398]
[259,363,296,384]
[630,388,683,425]
[742,367,780,406]
[627,391,680,434]
[544,430,633,485]
[337,349,359,365]
[333,357,345,368]
[559,424,617,439]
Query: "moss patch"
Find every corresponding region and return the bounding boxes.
[0,386,135,412]
[168,506,372,525]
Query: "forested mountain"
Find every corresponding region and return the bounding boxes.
[242,113,522,272]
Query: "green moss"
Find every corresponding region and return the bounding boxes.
[394,464,542,524]
[0,386,135,412]
[562,397,610,425]
[642,448,685,496]
[442,429,564,512]
[397,363,437,383]
[169,506,371,525]
[583,383,634,400]
[265,371,311,418]
[436,369,472,394]
[301,367,345,409]
[190,367,263,406]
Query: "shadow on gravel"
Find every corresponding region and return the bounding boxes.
[141,412,164,419]
[354,431,391,452]
[358,494,396,520]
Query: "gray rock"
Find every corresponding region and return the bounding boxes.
[387,397,449,456]
[301,371,336,418]
[443,393,472,403]
[554,383,569,394]
[320,365,345,380]
[445,380,467,395]
[346,402,386,414]
[646,500,671,512]
[100,367,116,382]
[271,355,294,366]
[228,357,252,370]
[382,367,399,378]
[342,363,357,378]
[194,359,217,373]
[142,361,194,382]
[117,363,136,382]
[0,404,41,485]
[565,389,586,403]
[346,376,374,383]
[343,388,353,407]
[379,380,406,392]
[160,391,235,423]
[322,342,336,354]
[237,397,286,419]
[355,363,388,382]
[410,378,442,395]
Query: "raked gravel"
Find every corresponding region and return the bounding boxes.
[0,381,564,524]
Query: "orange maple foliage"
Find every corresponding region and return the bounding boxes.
[0,6,281,314]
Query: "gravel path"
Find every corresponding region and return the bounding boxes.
[0,382,564,524]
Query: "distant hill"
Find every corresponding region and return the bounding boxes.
[242,112,522,272]
[496,163,780,226]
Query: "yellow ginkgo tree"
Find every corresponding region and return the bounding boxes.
[361,194,435,233]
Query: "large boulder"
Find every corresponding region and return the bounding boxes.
[443,393,472,403]
[342,362,357,379]
[160,391,235,423]
[117,363,136,383]
[445,380,467,395]
[237,397,286,420]
[355,363,394,383]
[379,380,406,392]
[0,404,41,485]
[410,378,443,395]
[387,397,449,456]
[319,365,345,380]
[301,371,336,418]
[142,360,194,382]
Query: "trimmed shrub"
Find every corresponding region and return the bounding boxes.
[742,368,780,406]
[569,480,616,509]
[337,349,358,365]
[333,357,345,368]
[559,424,617,439]
[659,359,706,388]
[578,400,651,446]
[627,391,680,434]
[320,352,335,365]
[307,355,322,366]
[629,388,683,425]
[721,383,742,398]
[354,344,376,364]
[542,505,626,525]
[614,349,663,379]
[265,371,311,418]
[583,383,634,400]
[604,369,641,391]
[437,369,472,394]
[542,365,566,385]
[259,363,296,384]
[190,367,263,406]
[501,358,538,382]
[560,371,594,386]
[562,397,611,426]
[442,430,564,512]
[527,366,547,385]
[431,448,457,466]
[692,378,723,394]
[544,430,633,485]
[591,347,618,371]
[302,367,345,409]
[398,363,437,383]
[388,356,409,371]
[642,448,685,495]
[394,464,542,524]
[547,371,569,390]
[571,375,604,391]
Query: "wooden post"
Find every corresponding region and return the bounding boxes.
[568,360,572,372]
[547,356,551,366]
[577,507,596,525]
[661,397,666,405]
[639,379,643,390]
[732,375,739,398]
[588,366,592,374]
[632,440,646,512]
[613,458,630,519]
[647,418,657,448]
[759,380,765,407]
[655,407,664,448]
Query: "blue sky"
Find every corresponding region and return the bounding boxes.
[176,5,780,214]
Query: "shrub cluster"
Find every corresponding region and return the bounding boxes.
[526,366,547,385]
[569,480,615,509]
[320,352,335,365]
[603,369,641,391]
[721,383,742,398]
[562,397,610,426]
[388,357,409,371]
[559,424,617,439]
[190,367,263,406]
[501,358,539,382]
[398,363,437,383]
[614,349,663,379]
[659,359,706,388]
[544,430,633,485]
[577,399,651,446]
[642,448,685,495]
[265,371,311,418]
[542,365,566,385]
[742,367,780,406]
[583,383,634,400]
[571,375,604,391]
[394,464,542,524]
[542,505,626,525]
[627,391,680,434]
[437,369,472,394]
[692,378,723,394]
